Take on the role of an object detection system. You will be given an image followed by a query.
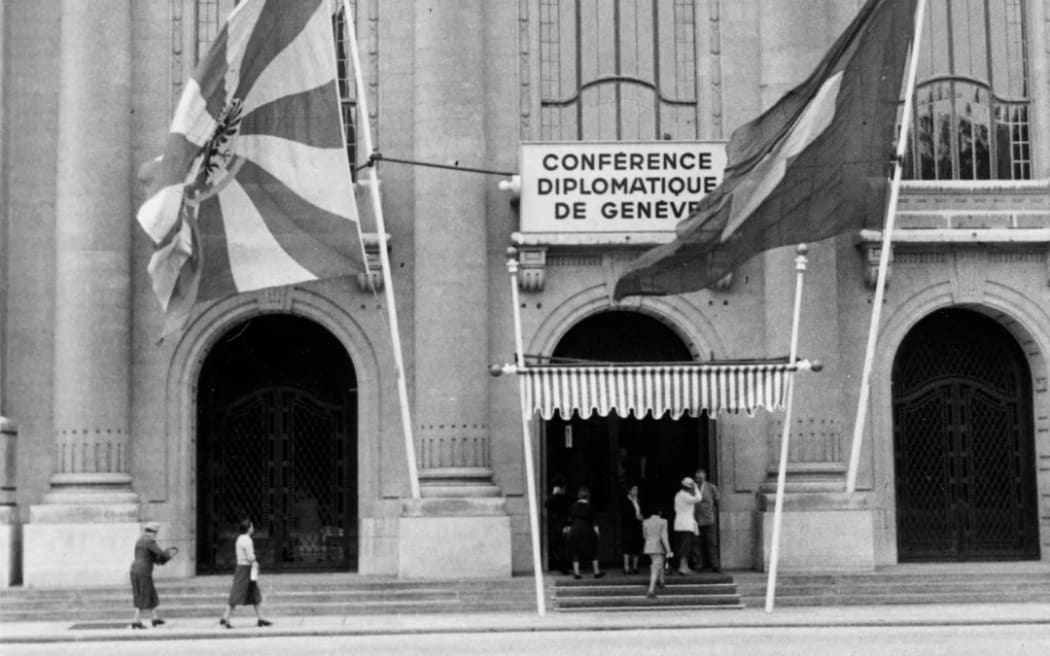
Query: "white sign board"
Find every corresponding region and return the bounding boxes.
[519,142,726,234]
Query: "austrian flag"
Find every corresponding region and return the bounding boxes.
[136,0,364,334]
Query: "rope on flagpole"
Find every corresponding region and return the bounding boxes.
[845,0,929,494]
[765,243,808,613]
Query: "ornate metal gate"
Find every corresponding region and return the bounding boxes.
[893,309,1039,561]
[198,385,357,572]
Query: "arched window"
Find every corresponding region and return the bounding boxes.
[191,0,361,177]
[905,0,1031,180]
[539,0,700,141]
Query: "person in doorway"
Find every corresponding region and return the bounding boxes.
[567,486,605,579]
[220,519,272,628]
[692,468,722,573]
[129,521,178,629]
[672,477,702,575]
[641,503,672,598]
[544,474,572,574]
[619,483,643,574]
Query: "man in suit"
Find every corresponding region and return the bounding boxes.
[692,468,721,573]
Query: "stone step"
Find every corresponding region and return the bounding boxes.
[551,572,742,612]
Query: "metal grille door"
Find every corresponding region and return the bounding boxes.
[893,310,1038,561]
[199,386,357,572]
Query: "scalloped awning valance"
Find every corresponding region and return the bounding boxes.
[519,362,799,420]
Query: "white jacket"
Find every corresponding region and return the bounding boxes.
[673,488,702,534]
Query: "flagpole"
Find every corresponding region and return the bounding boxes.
[845,0,928,494]
[507,248,548,616]
[343,2,421,500]
[765,243,808,613]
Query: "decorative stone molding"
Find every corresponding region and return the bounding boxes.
[518,0,531,138]
[355,232,389,293]
[857,239,893,288]
[517,246,546,292]
[708,0,723,138]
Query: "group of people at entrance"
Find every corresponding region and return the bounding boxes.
[546,469,720,598]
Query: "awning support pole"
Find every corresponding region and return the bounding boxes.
[765,243,808,613]
[507,247,547,616]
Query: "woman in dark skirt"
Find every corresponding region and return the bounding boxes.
[129,521,177,629]
[220,519,272,628]
[619,483,643,574]
[566,486,605,579]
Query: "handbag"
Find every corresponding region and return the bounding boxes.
[249,561,259,582]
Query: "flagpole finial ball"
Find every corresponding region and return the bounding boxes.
[506,246,518,259]
[795,244,808,256]
[489,363,505,377]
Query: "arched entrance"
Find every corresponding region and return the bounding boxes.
[196,315,359,572]
[893,308,1039,561]
[544,311,713,567]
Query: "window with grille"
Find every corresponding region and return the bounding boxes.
[192,0,360,177]
[539,0,700,142]
[904,0,1031,181]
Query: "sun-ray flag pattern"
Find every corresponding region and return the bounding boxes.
[614,0,917,299]
[521,363,796,420]
[137,0,364,334]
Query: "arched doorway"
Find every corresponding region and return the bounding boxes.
[892,308,1039,561]
[197,315,359,572]
[544,311,713,567]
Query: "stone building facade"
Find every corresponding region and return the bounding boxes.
[1,0,1048,586]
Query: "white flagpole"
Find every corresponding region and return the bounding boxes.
[765,244,808,613]
[845,0,928,494]
[507,248,547,616]
[343,2,421,500]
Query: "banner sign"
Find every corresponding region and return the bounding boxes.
[519,142,726,234]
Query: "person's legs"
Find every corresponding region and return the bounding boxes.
[623,553,630,573]
[647,555,662,596]
[701,525,721,572]
[676,532,694,573]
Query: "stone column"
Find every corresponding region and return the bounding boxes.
[754,0,873,572]
[398,0,510,578]
[23,0,141,587]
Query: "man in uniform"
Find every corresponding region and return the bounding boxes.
[692,468,721,573]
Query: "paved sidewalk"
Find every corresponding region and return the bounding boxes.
[2,603,1048,644]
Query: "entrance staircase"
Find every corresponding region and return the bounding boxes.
[0,574,540,624]
[735,564,1050,607]
[552,571,743,611]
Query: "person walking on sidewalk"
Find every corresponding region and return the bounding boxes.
[129,521,177,629]
[672,477,702,575]
[220,519,272,628]
[641,503,672,598]
[692,468,721,573]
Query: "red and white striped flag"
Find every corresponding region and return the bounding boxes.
[137,0,364,335]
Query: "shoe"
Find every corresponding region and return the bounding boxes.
[711,567,722,573]
[219,618,233,629]
[646,591,657,599]
[678,568,693,576]
[130,622,146,630]
[573,573,581,580]
[623,568,630,575]
[594,571,605,579]
[151,619,165,627]
[257,619,272,627]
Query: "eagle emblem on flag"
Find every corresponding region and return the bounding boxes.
[136,0,365,336]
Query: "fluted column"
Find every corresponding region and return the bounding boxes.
[411,0,497,497]
[758,0,846,492]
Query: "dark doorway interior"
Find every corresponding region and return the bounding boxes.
[544,311,714,567]
[197,315,358,573]
[893,308,1039,562]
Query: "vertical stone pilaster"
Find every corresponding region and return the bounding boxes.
[411,0,498,497]
[24,0,140,587]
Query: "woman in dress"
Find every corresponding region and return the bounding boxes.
[619,483,643,574]
[129,521,177,629]
[220,519,272,628]
[566,486,605,579]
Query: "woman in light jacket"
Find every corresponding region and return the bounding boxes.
[642,503,672,598]
[220,519,272,628]
[672,477,702,575]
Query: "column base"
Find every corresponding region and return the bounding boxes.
[0,507,20,587]
[398,497,512,578]
[754,492,875,573]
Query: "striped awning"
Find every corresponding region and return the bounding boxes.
[519,363,797,420]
